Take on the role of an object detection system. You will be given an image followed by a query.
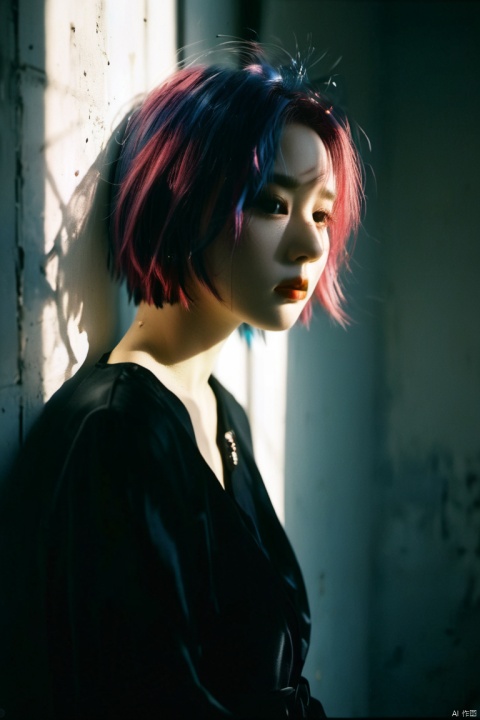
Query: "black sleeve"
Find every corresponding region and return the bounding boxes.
[46,407,235,720]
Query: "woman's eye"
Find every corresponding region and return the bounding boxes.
[313,210,332,226]
[255,194,288,216]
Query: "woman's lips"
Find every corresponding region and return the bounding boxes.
[274,277,308,301]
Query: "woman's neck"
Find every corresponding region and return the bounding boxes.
[108,299,238,400]
[108,299,238,489]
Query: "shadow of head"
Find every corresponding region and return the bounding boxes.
[45,115,131,376]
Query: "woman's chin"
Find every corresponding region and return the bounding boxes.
[246,307,306,333]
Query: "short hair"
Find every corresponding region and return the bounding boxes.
[109,49,363,325]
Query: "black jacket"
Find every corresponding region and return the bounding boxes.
[0,357,325,719]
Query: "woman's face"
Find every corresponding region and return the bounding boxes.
[203,122,335,332]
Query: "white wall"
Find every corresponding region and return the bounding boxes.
[0,0,176,476]
[40,0,177,396]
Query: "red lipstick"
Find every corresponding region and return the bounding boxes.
[274,277,308,301]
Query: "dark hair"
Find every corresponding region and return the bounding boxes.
[110,51,363,324]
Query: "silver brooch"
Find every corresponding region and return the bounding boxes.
[223,430,239,470]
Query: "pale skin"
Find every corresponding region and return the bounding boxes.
[108,123,336,488]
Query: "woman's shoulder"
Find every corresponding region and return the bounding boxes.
[37,356,193,447]
[48,356,173,418]
[2,358,199,524]
[9,358,191,490]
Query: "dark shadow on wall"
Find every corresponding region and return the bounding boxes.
[177,0,264,66]
[0,0,23,478]
[369,2,480,715]
[0,0,48,472]
[271,0,480,717]
[43,114,132,380]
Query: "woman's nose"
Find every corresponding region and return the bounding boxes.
[285,218,328,264]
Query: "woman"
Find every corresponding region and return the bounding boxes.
[0,49,362,719]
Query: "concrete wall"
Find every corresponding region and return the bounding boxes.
[0,0,176,478]
[262,0,480,717]
[0,0,21,478]
[371,3,480,715]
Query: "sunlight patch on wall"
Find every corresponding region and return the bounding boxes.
[249,332,288,523]
[216,331,288,523]
[42,0,176,401]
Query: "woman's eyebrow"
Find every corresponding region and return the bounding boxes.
[272,172,301,189]
[272,172,336,200]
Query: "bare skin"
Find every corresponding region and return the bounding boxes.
[108,299,237,488]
